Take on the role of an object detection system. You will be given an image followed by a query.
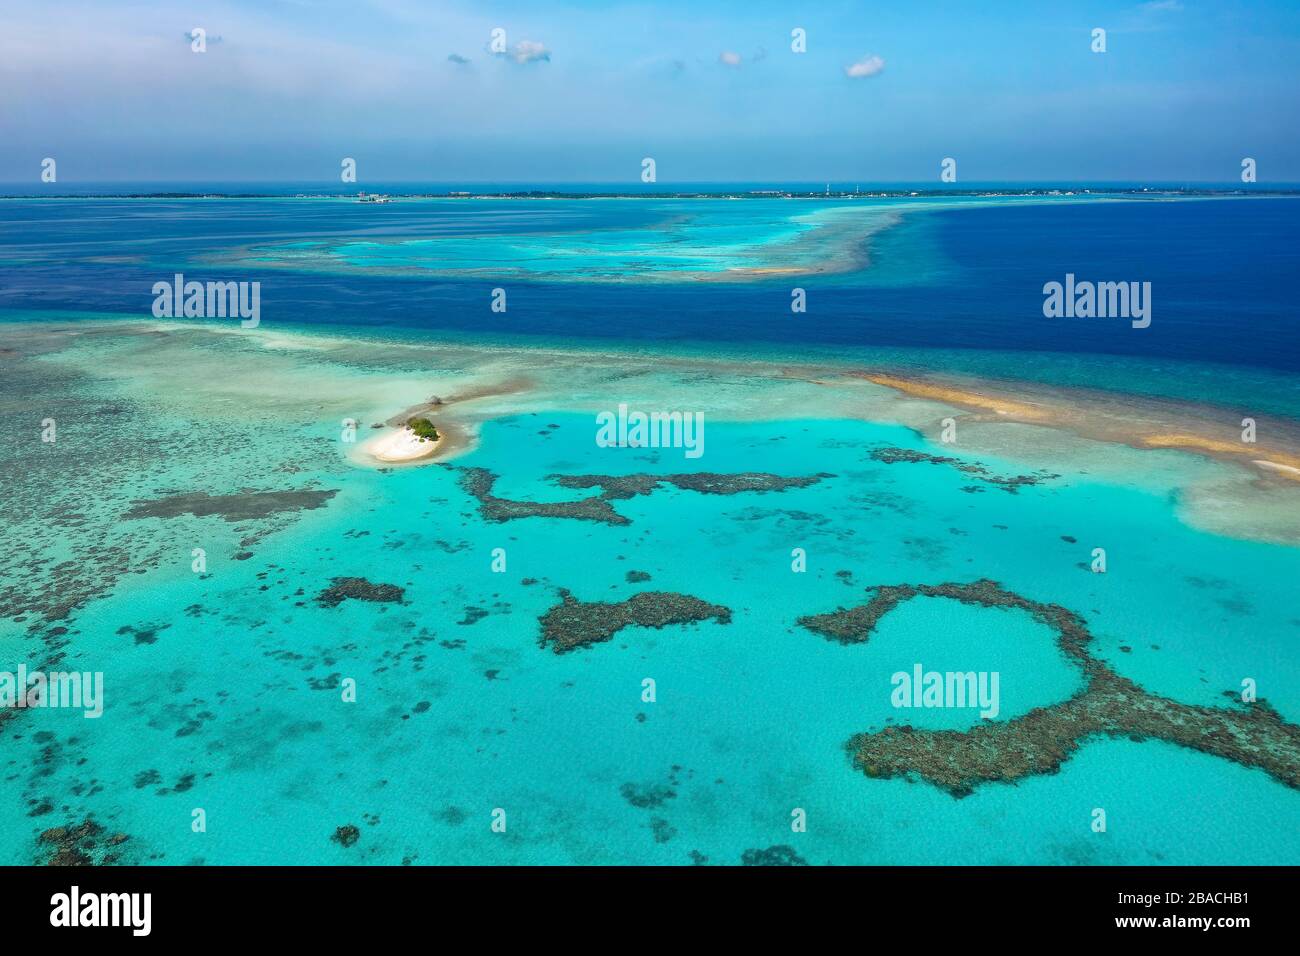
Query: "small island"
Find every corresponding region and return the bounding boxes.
[362,416,442,463]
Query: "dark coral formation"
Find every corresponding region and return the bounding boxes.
[796,578,1300,797]
[38,819,131,866]
[116,621,173,646]
[123,488,337,521]
[460,467,832,525]
[649,817,676,843]
[554,471,834,499]
[314,577,406,608]
[620,781,677,808]
[797,585,918,644]
[459,467,626,524]
[331,824,360,847]
[539,589,731,653]
[869,446,1056,493]
[741,845,809,866]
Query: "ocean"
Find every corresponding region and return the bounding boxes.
[1,190,1297,865]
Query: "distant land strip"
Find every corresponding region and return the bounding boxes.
[8,187,1300,200]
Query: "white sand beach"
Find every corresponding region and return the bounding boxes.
[362,425,441,463]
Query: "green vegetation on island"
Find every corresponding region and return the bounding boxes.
[407,417,440,442]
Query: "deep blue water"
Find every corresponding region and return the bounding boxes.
[2,195,1297,373]
[890,198,1300,370]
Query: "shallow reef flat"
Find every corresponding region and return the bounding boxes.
[2,318,1299,865]
[124,489,338,521]
[205,200,908,283]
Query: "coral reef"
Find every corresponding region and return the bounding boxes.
[460,467,832,525]
[331,824,360,847]
[799,578,1300,797]
[539,589,731,653]
[37,819,131,865]
[314,577,406,608]
[459,467,625,524]
[124,488,337,521]
[869,447,1056,493]
[740,845,809,866]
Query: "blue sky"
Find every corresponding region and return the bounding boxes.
[3,0,1298,182]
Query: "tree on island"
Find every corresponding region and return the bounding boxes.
[407,417,440,442]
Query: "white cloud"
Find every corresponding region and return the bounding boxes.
[510,39,550,64]
[719,50,742,67]
[844,54,885,78]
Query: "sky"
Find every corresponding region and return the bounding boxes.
[2,0,1299,183]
